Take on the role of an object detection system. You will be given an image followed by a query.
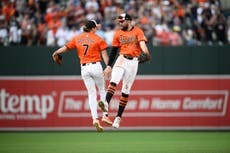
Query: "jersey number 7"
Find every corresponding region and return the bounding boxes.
[83,44,89,56]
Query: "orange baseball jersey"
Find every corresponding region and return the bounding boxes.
[112,26,148,57]
[66,32,108,64]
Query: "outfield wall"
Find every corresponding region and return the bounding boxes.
[0,45,230,75]
[0,76,230,131]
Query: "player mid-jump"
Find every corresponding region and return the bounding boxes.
[102,13,151,128]
[52,20,112,132]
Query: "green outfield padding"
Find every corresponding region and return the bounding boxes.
[1,45,230,75]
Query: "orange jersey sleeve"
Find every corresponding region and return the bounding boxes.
[66,33,108,64]
[112,26,147,57]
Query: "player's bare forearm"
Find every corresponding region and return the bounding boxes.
[139,41,150,55]
[53,46,68,56]
[103,66,112,79]
[139,41,151,63]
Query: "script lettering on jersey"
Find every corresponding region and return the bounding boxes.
[119,35,137,44]
[77,38,95,44]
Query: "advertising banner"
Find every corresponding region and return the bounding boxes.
[0,76,229,130]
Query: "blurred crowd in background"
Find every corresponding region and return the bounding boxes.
[0,0,230,47]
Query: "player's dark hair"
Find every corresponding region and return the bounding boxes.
[83,26,91,32]
[83,20,97,32]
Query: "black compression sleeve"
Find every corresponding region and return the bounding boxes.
[107,47,119,67]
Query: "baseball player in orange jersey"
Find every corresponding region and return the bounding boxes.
[102,13,151,128]
[52,20,113,132]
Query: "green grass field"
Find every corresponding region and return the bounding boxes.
[0,131,230,153]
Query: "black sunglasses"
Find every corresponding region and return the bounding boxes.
[118,16,125,20]
[119,20,125,23]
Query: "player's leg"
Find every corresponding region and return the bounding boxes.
[93,63,113,125]
[81,67,103,131]
[106,66,124,104]
[116,73,136,118]
[113,60,138,128]
[112,93,129,128]
[116,93,129,118]
[93,63,108,112]
[106,55,125,104]
[82,75,98,120]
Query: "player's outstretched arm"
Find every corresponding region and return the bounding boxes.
[52,46,68,65]
[139,41,151,64]
[103,46,119,79]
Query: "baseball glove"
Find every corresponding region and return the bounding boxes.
[138,53,151,64]
[53,53,62,65]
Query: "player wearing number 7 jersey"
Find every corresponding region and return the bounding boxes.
[52,20,112,132]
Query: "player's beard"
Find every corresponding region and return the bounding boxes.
[121,24,128,31]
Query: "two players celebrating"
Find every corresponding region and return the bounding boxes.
[52,13,151,132]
